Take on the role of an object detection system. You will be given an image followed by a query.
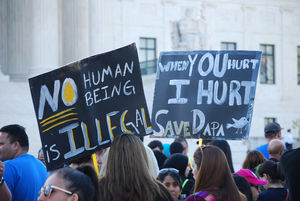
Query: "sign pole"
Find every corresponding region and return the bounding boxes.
[198,138,203,147]
[92,153,100,178]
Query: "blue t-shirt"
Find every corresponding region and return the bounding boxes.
[4,154,48,201]
[256,143,269,159]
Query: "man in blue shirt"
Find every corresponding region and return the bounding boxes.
[0,124,47,201]
[256,122,282,159]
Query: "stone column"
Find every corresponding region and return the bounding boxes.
[6,0,33,81]
[89,0,115,55]
[61,0,89,65]
[29,0,60,77]
[0,0,8,77]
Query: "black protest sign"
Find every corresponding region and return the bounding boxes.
[29,43,152,170]
[151,51,261,140]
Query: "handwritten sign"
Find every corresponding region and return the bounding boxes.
[29,44,152,170]
[151,50,261,140]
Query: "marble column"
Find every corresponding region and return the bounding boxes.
[6,0,33,81]
[61,0,89,65]
[0,0,8,77]
[89,0,115,54]
[29,0,60,77]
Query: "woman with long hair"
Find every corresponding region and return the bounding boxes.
[186,145,245,201]
[98,134,173,201]
[38,165,99,201]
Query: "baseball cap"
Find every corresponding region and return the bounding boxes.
[264,122,282,134]
[235,169,268,185]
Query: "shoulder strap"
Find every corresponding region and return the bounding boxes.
[181,178,189,194]
[285,189,289,201]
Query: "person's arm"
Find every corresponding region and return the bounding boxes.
[0,161,12,201]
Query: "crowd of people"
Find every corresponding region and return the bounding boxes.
[0,122,298,201]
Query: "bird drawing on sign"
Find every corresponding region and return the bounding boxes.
[226,117,249,134]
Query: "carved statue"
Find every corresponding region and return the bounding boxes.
[171,8,207,51]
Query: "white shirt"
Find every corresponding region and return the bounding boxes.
[284,132,294,144]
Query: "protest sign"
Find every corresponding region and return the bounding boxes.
[29,43,152,170]
[151,50,261,140]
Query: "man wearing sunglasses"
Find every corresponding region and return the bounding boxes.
[0,124,48,201]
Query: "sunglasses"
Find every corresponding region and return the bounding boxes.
[39,184,73,197]
[159,168,179,175]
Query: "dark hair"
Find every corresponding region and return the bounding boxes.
[170,142,184,155]
[258,160,285,183]
[174,136,188,145]
[209,140,234,173]
[68,154,92,165]
[153,150,167,169]
[233,174,253,201]
[242,150,266,172]
[163,153,189,177]
[0,124,29,151]
[157,170,182,188]
[265,131,277,138]
[54,166,99,201]
[148,140,164,152]
[157,169,183,200]
[193,145,242,201]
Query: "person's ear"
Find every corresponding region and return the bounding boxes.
[262,173,268,181]
[11,141,20,150]
[277,132,281,138]
[69,193,79,201]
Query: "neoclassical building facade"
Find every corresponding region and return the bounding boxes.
[1,0,300,157]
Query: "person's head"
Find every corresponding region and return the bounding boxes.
[235,169,267,201]
[233,174,253,201]
[264,122,282,141]
[68,155,93,169]
[163,153,190,178]
[99,134,171,201]
[169,142,184,155]
[153,150,167,169]
[242,150,267,172]
[287,129,291,133]
[258,160,285,186]
[144,144,160,178]
[38,148,46,165]
[174,137,188,155]
[0,124,29,161]
[157,168,182,201]
[267,139,285,160]
[193,145,242,201]
[148,140,164,153]
[106,134,149,179]
[38,166,98,201]
[95,148,106,166]
[209,140,234,173]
